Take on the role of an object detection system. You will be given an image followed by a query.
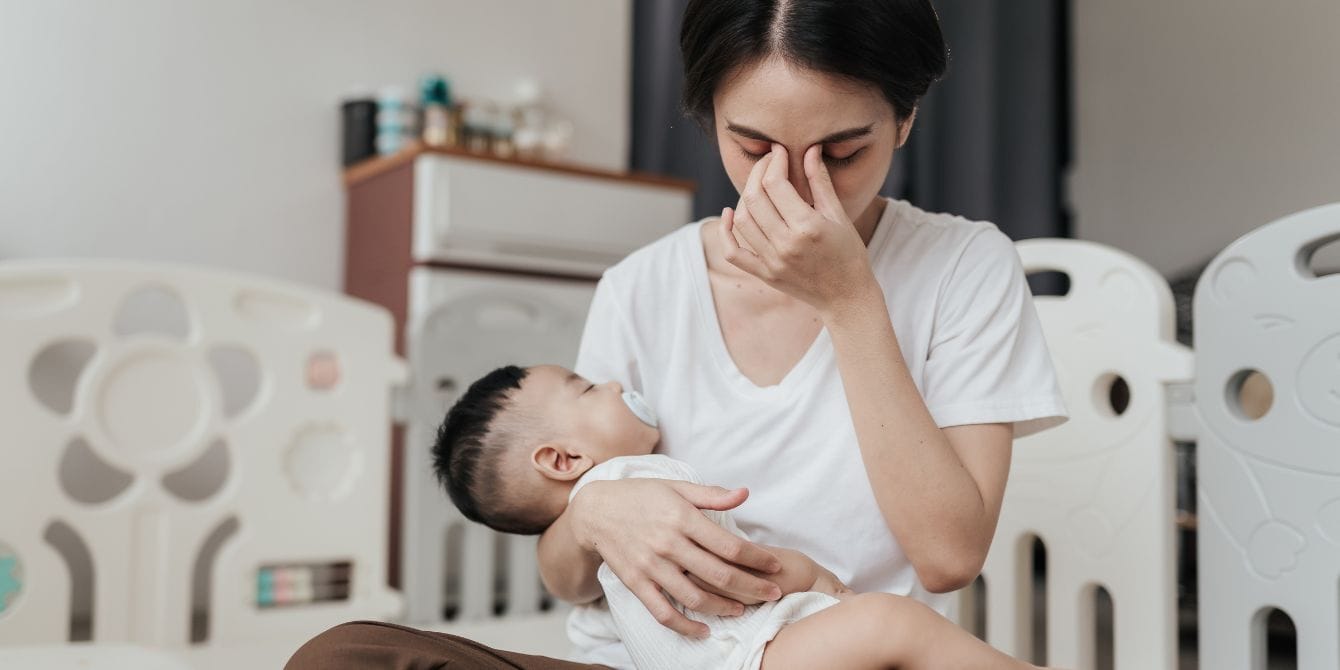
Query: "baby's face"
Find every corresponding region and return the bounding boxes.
[518,365,659,464]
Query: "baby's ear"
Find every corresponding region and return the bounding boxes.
[530,443,589,482]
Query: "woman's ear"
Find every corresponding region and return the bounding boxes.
[530,443,591,482]
[896,108,918,149]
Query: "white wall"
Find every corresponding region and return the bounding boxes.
[0,0,630,289]
[1071,0,1340,277]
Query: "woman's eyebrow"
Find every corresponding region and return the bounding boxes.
[725,122,874,145]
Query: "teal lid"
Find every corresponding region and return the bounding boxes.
[420,74,451,106]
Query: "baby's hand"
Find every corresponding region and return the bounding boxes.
[760,546,853,599]
[809,564,854,600]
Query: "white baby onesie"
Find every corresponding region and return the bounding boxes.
[564,454,839,670]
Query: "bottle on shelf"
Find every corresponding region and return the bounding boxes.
[512,78,545,160]
[419,74,454,148]
[375,86,413,155]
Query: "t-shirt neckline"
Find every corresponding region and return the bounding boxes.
[685,198,901,400]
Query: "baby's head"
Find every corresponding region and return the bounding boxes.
[432,364,660,535]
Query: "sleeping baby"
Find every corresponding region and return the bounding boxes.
[431,364,1048,670]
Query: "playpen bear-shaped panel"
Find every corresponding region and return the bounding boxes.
[0,261,402,648]
[967,240,1192,669]
[1192,203,1340,670]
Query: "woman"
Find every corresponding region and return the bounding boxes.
[288,1,1066,667]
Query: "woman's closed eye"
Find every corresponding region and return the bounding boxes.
[822,146,864,168]
[736,144,770,162]
[735,145,865,168]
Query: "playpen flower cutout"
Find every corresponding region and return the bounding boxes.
[28,285,262,506]
[26,283,362,512]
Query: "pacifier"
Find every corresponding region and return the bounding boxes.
[621,390,659,428]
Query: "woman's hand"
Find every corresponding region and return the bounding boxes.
[570,478,784,637]
[721,144,880,317]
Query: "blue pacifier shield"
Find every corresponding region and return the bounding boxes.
[621,391,658,428]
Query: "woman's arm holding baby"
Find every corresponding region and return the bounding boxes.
[538,478,785,636]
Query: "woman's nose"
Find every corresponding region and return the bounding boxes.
[788,156,813,206]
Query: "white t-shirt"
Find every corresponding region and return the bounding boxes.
[571,198,1067,666]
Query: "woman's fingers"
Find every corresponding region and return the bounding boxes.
[684,513,783,577]
[803,145,846,222]
[665,480,783,574]
[651,552,747,616]
[675,529,783,603]
[719,207,770,278]
[731,201,775,259]
[741,147,788,237]
[731,157,778,257]
[665,480,753,513]
[686,573,763,607]
[620,570,710,637]
[760,144,812,222]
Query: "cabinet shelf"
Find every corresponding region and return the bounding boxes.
[343,140,694,192]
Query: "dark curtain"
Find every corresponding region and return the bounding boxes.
[629,0,740,220]
[629,0,1071,242]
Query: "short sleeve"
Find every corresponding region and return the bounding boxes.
[921,226,1068,439]
[573,274,643,392]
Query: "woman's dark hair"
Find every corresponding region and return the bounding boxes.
[680,0,947,129]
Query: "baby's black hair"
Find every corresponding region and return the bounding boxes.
[432,365,552,535]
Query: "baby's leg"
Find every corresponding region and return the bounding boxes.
[760,593,1042,670]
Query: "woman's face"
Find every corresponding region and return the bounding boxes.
[712,56,909,224]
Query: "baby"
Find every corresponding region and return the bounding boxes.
[433,364,1046,670]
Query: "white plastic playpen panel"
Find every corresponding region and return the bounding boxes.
[964,239,1192,670]
[0,261,403,653]
[1190,203,1340,670]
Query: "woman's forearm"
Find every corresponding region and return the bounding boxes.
[821,280,996,592]
[537,504,604,604]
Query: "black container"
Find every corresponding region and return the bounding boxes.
[341,99,377,167]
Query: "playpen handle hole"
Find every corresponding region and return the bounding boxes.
[1026,270,1072,297]
[1227,369,1274,421]
[1299,233,1340,280]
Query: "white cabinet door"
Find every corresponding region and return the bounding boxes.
[412,154,692,276]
